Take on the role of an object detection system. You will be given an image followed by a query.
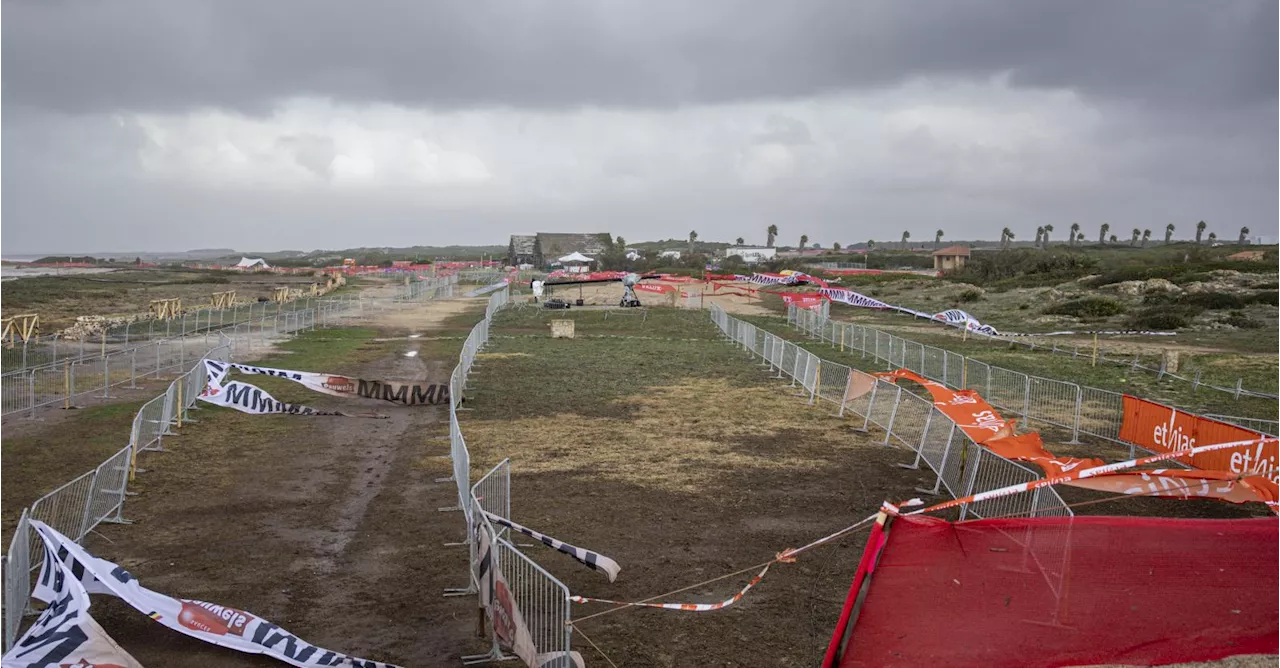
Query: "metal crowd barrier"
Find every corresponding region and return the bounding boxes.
[711,303,1073,522]
[0,280,475,649]
[1,276,460,420]
[787,305,1206,458]
[792,305,1277,454]
[440,287,578,663]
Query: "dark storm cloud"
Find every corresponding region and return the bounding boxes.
[4,0,1274,114]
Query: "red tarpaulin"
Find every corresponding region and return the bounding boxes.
[825,513,1279,668]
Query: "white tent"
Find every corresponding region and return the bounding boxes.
[235,257,271,269]
[557,252,594,263]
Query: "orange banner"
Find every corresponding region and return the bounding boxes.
[877,370,1278,509]
[1119,395,1278,486]
[876,370,1102,476]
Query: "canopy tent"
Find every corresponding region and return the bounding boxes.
[234,257,271,269]
[557,252,594,263]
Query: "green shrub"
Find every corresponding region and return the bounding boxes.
[1086,261,1268,288]
[1223,310,1263,329]
[944,249,1098,288]
[1126,306,1198,330]
[1181,292,1247,310]
[1018,303,1031,310]
[956,289,983,303]
[1043,297,1124,318]
[1247,290,1279,306]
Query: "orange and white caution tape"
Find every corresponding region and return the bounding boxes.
[571,563,773,612]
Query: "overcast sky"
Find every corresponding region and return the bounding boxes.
[3,0,1276,254]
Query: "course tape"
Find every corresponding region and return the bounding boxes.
[571,563,773,612]
[483,511,621,582]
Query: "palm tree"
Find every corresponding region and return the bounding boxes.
[1207,232,1217,244]
[934,229,944,249]
[833,242,841,251]
[1035,226,1045,247]
[689,230,698,254]
[1109,234,1118,244]
[735,237,744,246]
[1162,223,1174,245]
[1130,228,1141,246]
[767,225,778,248]
[1141,229,1151,247]
[1195,220,1207,244]
[1042,224,1055,247]
[1000,227,1012,249]
[901,231,910,250]
[1099,223,1110,245]
[1076,232,1085,244]
[1238,226,1251,244]
[799,234,809,250]
[1069,222,1080,246]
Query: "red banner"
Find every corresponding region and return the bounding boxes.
[779,292,828,309]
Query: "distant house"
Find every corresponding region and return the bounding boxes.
[508,235,537,267]
[1227,250,1266,262]
[658,250,682,260]
[508,232,612,267]
[625,249,644,261]
[932,245,970,272]
[725,247,777,264]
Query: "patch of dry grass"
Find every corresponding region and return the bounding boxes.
[463,371,883,494]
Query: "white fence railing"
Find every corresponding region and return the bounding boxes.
[0,275,459,419]
[785,304,1272,458]
[826,299,1278,401]
[1,274,458,651]
[441,287,578,664]
[711,304,1073,522]
[2,342,229,649]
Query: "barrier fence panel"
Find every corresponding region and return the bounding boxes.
[493,538,573,663]
[817,360,853,408]
[2,512,31,646]
[1078,386,1126,446]
[2,289,394,650]
[1025,376,1083,442]
[712,308,1073,529]
[84,445,133,528]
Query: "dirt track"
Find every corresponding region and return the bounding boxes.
[86,298,488,666]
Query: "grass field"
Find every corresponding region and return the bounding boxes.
[457,308,960,664]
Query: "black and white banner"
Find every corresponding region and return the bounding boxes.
[1,541,144,668]
[483,511,621,583]
[200,360,452,417]
[816,289,1175,338]
[11,521,400,668]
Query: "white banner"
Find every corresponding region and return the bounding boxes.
[2,546,144,668]
[21,522,400,668]
[199,360,452,416]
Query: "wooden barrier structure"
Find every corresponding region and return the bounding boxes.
[148,298,182,321]
[211,290,237,309]
[1,314,40,348]
[272,287,291,303]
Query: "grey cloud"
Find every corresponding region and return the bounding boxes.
[755,115,812,146]
[3,0,1274,114]
[276,134,338,179]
